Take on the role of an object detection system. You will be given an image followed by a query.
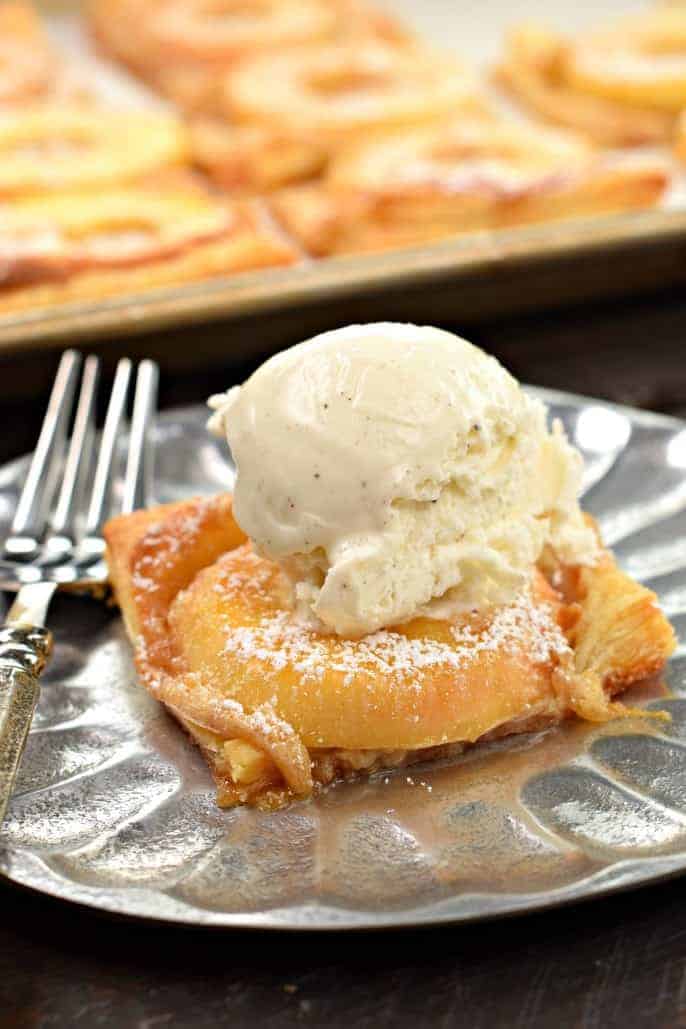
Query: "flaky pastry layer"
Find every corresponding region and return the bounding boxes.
[104,494,675,809]
[0,105,189,198]
[223,41,484,144]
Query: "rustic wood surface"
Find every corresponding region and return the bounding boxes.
[2,284,686,1028]
[2,870,686,1029]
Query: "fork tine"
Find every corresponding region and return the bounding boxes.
[6,350,81,554]
[49,355,100,538]
[83,358,132,539]
[122,360,159,515]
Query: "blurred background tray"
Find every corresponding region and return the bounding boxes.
[3,0,684,361]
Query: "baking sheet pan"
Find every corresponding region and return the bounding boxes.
[2,0,684,353]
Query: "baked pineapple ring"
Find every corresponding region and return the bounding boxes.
[144,0,339,62]
[495,23,675,145]
[89,0,156,73]
[224,42,484,144]
[0,181,236,285]
[330,117,594,191]
[89,0,415,115]
[0,3,56,104]
[270,117,668,256]
[169,549,571,753]
[566,9,686,113]
[104,495,675,808]
[0,107,189,197]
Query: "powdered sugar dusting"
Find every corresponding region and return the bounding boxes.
[450,591,570,667]
[211,547,274,598]
[132,504,206,595]
[219,585,571,688]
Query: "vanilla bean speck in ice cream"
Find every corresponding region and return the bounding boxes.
[208,323,598,637]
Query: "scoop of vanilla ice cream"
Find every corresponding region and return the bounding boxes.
[208,323,597,637]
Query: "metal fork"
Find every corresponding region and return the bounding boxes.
[0,350,158,825]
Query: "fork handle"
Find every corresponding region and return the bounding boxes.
[0,625,52,826]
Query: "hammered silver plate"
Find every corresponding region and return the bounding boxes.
[1,390,686,930]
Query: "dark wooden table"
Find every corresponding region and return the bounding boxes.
[2,285,686,1029]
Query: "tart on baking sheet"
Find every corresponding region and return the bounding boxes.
[187,115,329,194]
[104,325,676,810]
[269,116,668,256]
[0,0,674,320]
[494,13,684,146]
[0,174,296,311]
[190,37,487,192]
[0,105,189,198]
[88,0,417,115]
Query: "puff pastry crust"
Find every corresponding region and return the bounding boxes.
[562,8,686,115]
[269,116,668,256]
[0,3,58,105]
[4,2,677,313]
[104,494,675,809]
